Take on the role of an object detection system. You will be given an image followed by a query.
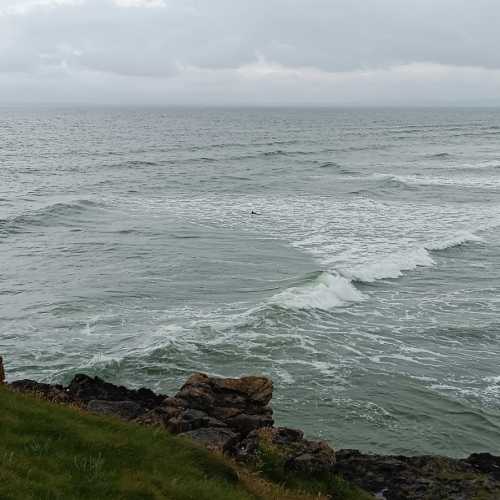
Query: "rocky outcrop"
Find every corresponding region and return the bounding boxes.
[174,373,274,435]
[235,427,336,474]
[67,374,164,410]
[4,363,500,499]
[333,449,500,500]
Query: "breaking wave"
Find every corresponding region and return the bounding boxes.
[269,271,365,310]
[342,232,483,283]
[268,230,484,310]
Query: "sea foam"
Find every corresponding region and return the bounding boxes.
[269,272,365,310]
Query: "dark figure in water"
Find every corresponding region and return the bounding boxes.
[251,210,260,215]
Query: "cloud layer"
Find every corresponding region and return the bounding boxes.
[1,0,500,104]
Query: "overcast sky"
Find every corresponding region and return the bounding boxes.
[1,0,500,105]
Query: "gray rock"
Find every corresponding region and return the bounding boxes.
[334,450,500,500]
[226,412,273,434]
[86,400,143,420]
[167,408,226,433]
[180,427,239,453]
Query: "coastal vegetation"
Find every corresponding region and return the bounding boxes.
[0,386,368,500]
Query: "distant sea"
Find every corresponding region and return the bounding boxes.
[1,106,500,456]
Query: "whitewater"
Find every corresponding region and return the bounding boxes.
[1,106,500,457]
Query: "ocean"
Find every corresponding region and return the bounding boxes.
[1,106,499,457]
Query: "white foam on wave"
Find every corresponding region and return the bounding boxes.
[425,231,483,251]
[343,247,435,283]
[269,272,365,310]
[339,230,483,283]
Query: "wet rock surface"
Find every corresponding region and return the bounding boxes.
[4,364,500,499]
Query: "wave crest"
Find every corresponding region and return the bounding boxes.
[269,272,365,310]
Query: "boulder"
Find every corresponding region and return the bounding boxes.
[233,426,336,475]
[176,373,273,409]
[67,374,164,409]
[180,427,239,453]
[467,453,500,480]
[86,400,143,420]
[167,408,227,434]
[175,373,274,435]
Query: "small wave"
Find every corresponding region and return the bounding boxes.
[0,199,103,235]
[318,161,342,169]
[425,231,483,251]
[317,161,359,175]
[126,160,158,167]
[352,174,416,196]
[426,152,453,160]
[269,271,365,310]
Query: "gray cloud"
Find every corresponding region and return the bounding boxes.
[1,0,499,104]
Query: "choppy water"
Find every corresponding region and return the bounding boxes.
[1,106,500,456]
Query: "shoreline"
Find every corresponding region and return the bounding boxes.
[1,356,499,499]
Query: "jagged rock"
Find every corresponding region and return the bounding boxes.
[333,449,500,500]
[67,374,164,409]
[176,373,273,409]
[466,453,500,480]
[175,373,274,435]
[167,408,227,434]
[0,356,5,385]
[233,427,336,475]
[7,368,498,498]
[180,427,239,453]
[86,400,143,420]
[9,379,71,403]
[225,412,274,434]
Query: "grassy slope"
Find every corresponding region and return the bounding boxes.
[0,386,371,500]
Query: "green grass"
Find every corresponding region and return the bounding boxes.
[0,386,371,500]
[0,386,259,500]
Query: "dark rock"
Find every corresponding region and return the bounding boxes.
[225,412,274,434]
[466,453,500,480]
[233,430,260,460]
[9,379,71,403]
[232,426,336,475]
[167,408,226,434]
[334,449,500,500]
[180,427,239,453]
[268,427,304,445]
[285,440,336,474]
[86,400,143,420]
[0,356,5,384]
[67,374,163,409]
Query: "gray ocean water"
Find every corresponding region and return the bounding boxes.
[1,106,500,457]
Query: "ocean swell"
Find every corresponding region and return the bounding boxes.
[0,199,103,235]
